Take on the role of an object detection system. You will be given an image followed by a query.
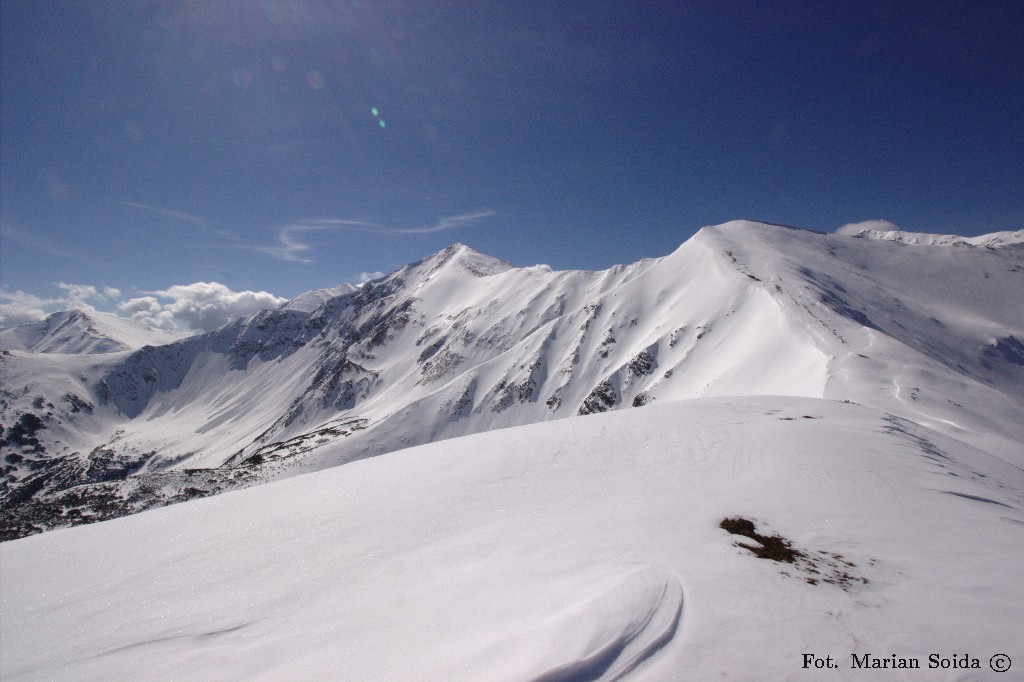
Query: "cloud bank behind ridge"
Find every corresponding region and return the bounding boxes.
[1,281,287,333]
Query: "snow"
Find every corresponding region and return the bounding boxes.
[281,284,358,313]
[2,220,1023,678]
[3,396,1022,680]
[846,227,1024,248]
[3,220,1023,530]
[0,309,188,354]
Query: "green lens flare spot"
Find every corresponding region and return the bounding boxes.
[378,120,386,128]
[371,107,379,116]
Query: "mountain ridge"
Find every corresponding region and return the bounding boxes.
[846,227,1024,248]
[0,309,189,354]
[2,220,1022,538]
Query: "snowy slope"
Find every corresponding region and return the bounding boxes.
[0,309,187,354]
[3,396,1022,680]
[280,283,358,313]
[846,226,1024,248]
[697,222,1024,461]
[2,223,1022,537]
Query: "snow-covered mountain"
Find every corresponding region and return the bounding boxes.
[846,226,1024,248]
[2,220,1023,680]
[280,283,358,313]
[2,221,1022,538]
[0,309,188,354]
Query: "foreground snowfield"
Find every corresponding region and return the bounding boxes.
[3,396,1022,680]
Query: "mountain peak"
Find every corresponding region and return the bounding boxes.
[283,284,359,313]
[412,242,514,278]
[0,308,186,354]
[705,219,828,236]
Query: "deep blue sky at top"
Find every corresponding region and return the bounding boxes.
[2,0,1023,304]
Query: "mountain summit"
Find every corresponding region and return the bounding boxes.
[1,222,1022,537]
[397,241,516,281]
[0,309,186,354]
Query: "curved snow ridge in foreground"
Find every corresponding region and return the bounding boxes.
[517,564,683,682]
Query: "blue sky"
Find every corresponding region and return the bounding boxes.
[2,1,1022,330]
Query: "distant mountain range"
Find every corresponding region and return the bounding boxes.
[2,221,1022,539]
[0,308,187,354]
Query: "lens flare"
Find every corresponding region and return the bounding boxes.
[306,70,324,90]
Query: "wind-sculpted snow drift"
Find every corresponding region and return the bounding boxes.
[1,221,1022,538]
[488,565,683,682]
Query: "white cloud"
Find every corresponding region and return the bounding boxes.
[1,280,287,333]
[54,282,121,307]
[116,296,176,331]
[1,283,126,328]
[117,202,237,239]
[358,271,385,285]
[837,220,900,236]
[117,202,210,226]
[122,282,288,332]
[256,211,496,263]
[0,289,62,327]
[255,223,326,263]
[117,296,161,316]
[0,222,87,260]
